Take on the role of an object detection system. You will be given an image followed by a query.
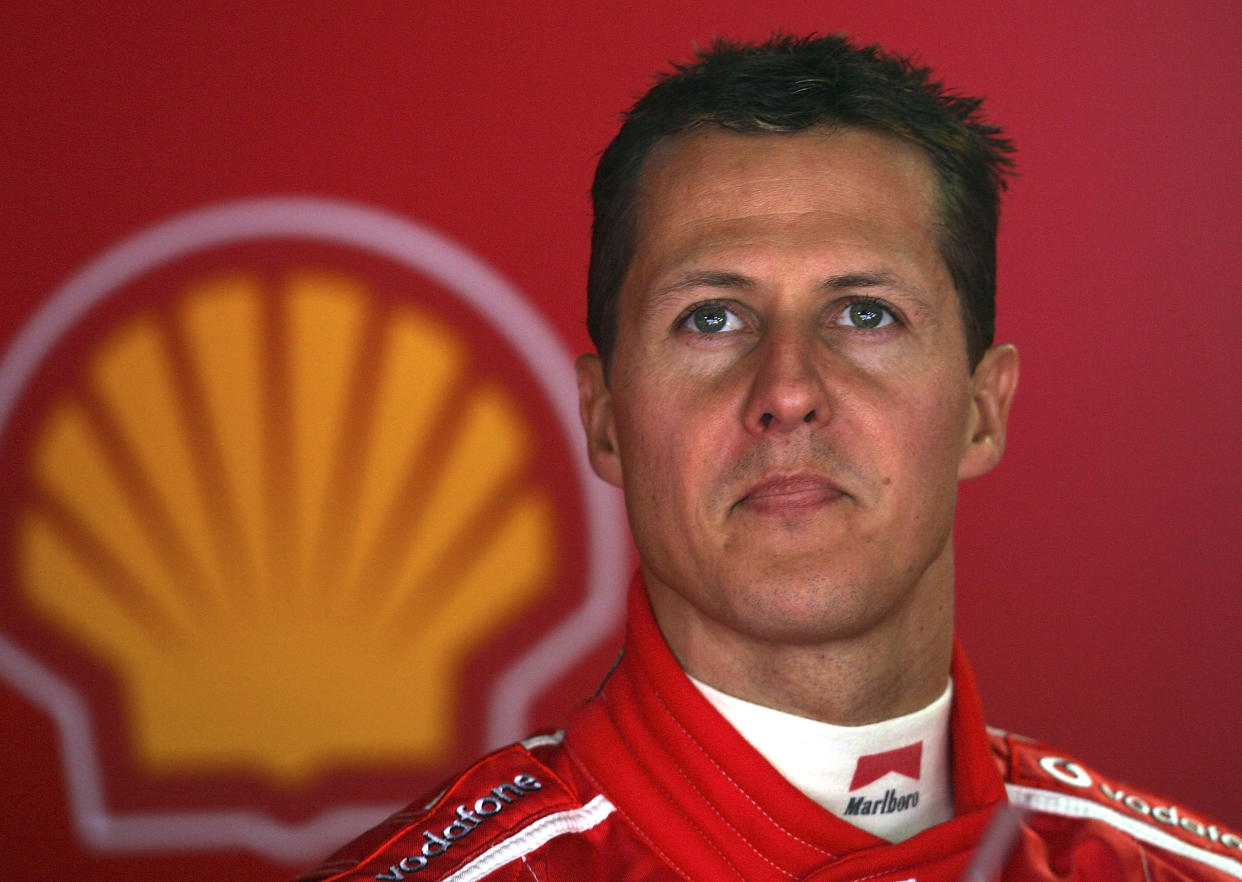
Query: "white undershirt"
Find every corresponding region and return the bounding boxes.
[688,676,955,842]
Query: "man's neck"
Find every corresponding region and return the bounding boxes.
[643,554,955,726]
[689,673,956,841]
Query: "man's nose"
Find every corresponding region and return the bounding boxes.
[741,327,832,435]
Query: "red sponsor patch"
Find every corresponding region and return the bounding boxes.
[850,742,922,791]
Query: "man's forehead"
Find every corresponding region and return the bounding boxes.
[625,126,947,292]
[636,126,938,212]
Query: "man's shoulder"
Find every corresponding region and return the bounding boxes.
[297,732,608,882]
[988,727,1242,879]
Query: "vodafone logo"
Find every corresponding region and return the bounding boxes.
[0,197,628,862]
[1036,756,1242,852]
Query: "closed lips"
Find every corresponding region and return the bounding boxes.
[737,475,845,513]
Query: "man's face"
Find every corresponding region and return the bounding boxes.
[578,127,1015,655]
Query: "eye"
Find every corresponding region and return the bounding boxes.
[836,299,896,330]
[681,303,744,334]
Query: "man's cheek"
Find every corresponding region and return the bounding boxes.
[901,394,969,458]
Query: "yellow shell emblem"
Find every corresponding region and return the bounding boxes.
[19,267,555,785]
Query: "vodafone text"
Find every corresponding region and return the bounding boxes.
[1039,757,1240,851]
[376,774,543,879]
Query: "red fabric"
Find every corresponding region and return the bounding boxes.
[850,743,923,791]
[300,575,1242,881]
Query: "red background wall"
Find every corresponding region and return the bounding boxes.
[2,2,1239,878]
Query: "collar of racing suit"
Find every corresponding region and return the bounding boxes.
[563,572,1009,881]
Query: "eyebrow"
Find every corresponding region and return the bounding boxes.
[648,268,922,303]
[640,267,936,324]
[818,271,900,292]
[656,270,754,296]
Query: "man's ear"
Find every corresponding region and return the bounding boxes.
[958,343,1019,480]
[576,353,624,488]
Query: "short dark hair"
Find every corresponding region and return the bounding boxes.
[587,33,1015,370]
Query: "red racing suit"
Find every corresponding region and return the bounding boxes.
[301,579,1241,881]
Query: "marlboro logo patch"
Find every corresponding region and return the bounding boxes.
[850,742,923,791]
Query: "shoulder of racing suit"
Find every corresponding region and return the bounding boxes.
[297,727,1241,881]
[295,731,609,882]
[989,727,1242,879]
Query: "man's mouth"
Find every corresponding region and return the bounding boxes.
[735,474,846,515]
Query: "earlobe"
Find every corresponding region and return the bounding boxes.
[958,344,1020,480]
[575,353,624,488]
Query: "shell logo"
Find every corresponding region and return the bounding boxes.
[0,198,628,862]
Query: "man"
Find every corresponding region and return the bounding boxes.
[303,34,1239,881]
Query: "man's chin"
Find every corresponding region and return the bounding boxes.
[709,568,897,644]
